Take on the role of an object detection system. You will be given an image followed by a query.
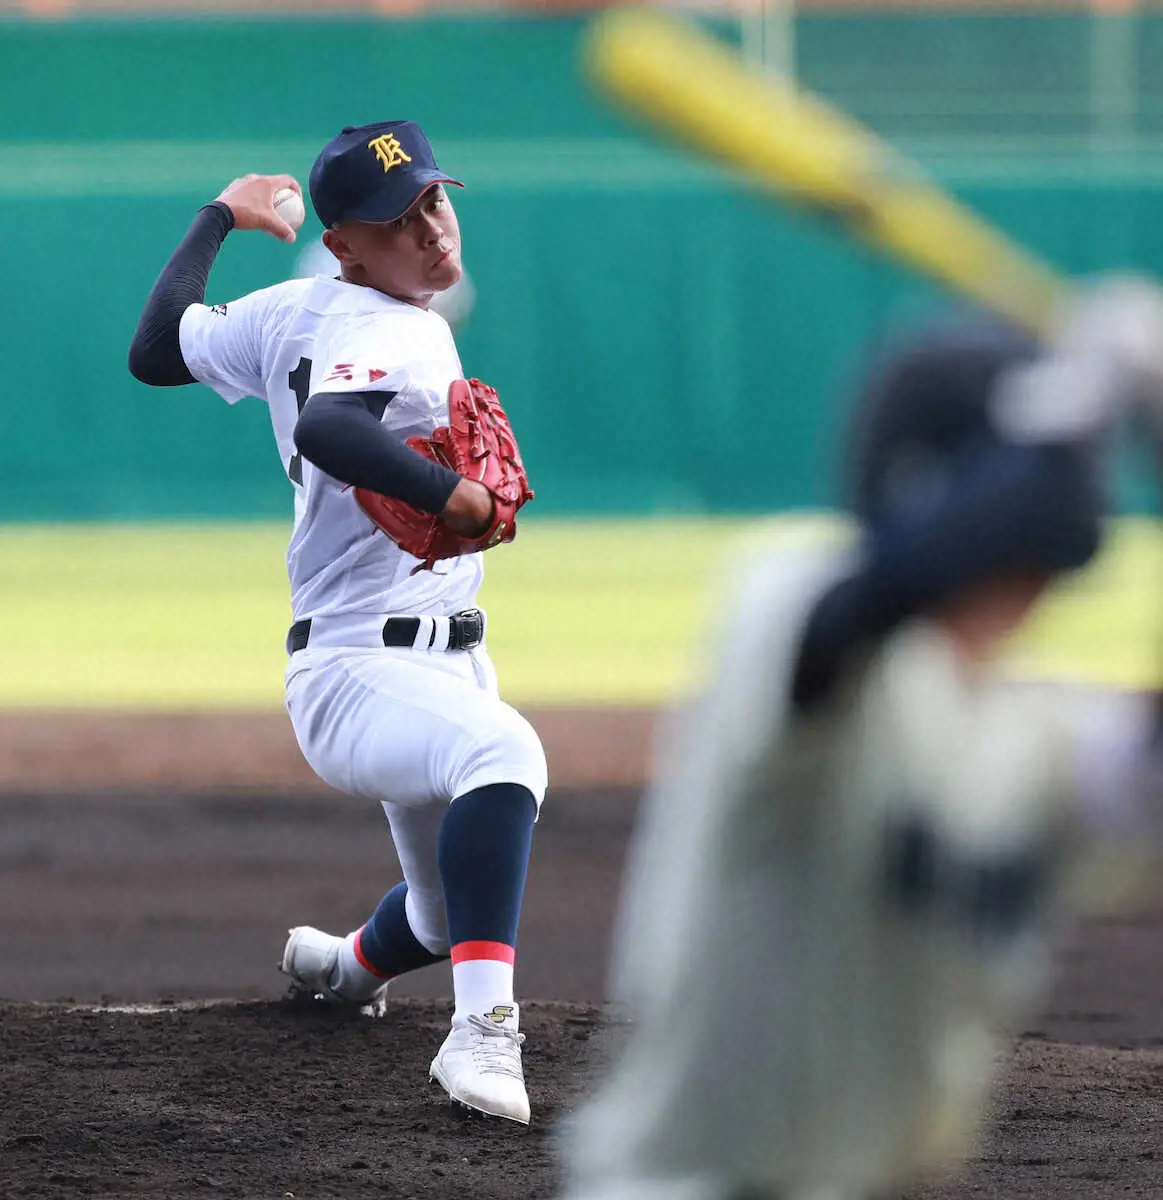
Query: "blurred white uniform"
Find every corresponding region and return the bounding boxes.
[562,538,1085,1200]
[180,276,546,952]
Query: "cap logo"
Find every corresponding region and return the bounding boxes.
[368,133,412,173]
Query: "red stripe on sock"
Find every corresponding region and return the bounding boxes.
[353,926,394,980]
[450,940,516,966]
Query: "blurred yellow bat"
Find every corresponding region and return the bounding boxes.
[584,5,1067,336]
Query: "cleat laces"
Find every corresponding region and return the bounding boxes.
[465,1014,526,1079]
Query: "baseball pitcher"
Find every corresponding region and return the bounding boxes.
[129,121,545,1125]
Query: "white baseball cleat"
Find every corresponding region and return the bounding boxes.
[280,925,389,1018]
[430,1003,531,1124]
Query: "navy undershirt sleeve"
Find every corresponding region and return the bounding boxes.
[127,202,235,386]
[294,390,461,514]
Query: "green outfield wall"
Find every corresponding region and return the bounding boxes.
[3,11,1162,521]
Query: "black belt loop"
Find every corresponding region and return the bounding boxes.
[381,617,422,648]
[287,619,312,654]
[287,609,483,654]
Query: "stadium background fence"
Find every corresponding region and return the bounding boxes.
[3,6,1162,520]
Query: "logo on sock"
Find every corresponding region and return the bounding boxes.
[485,1004,515,1025]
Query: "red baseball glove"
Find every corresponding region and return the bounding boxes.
[354,378,535,571]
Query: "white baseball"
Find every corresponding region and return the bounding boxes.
[273,186,306,232]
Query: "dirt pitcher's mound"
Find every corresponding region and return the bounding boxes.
[2,997,1161,1200]
[0,996,608,1200]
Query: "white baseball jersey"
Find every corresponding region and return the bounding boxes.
[562,538,1089,1200]
[180,274,482,621]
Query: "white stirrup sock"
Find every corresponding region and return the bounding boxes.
[451,958,515,1025]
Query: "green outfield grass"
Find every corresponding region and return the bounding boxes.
[2,514,1160,711]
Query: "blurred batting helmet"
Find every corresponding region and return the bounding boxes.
[845,317,1104,592]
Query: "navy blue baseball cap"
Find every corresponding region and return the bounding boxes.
[308,120,462,229]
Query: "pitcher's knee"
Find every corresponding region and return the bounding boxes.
[454,708,547,806]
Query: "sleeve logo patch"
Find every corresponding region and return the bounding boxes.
[210,304,228,316]
[324,363,355,383]
[368,369,387,383]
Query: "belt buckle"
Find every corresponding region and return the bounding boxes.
[450,609,483,650]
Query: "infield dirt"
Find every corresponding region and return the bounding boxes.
[1,711,1161,1199]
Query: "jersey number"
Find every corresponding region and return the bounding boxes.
[287,357,312,485]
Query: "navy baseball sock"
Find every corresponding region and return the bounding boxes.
[355,882,448,979]
[438,782,537,1022]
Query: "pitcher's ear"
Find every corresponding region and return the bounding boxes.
[322,227,354,264]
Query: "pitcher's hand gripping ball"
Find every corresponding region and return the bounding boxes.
[273,186,306,232]
[356,378,535,571]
